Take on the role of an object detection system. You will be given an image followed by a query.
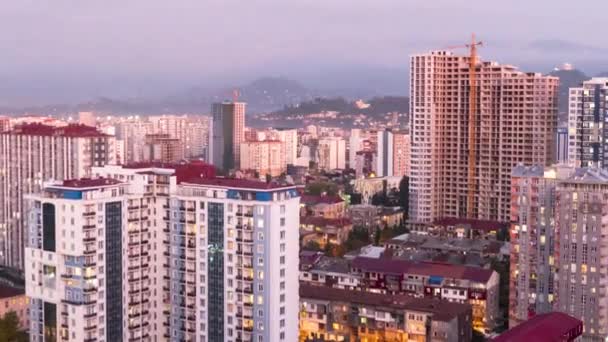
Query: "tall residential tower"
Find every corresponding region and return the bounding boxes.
[408,50,558,223]
[212,102,246,171]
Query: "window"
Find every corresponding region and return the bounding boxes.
[280,306,285,315]
[280,243,285,252]
[280,256,285,265]
[257,232,264,241]
[280,205,286,214]
[280,218,285,226]
[280,231,285,239]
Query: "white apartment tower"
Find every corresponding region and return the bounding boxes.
[409,50,558,223]
[0,124,115,270]
[567,78,608,169]
[25,162,301,342]
[240,140,286,177]
[317,137,346,171]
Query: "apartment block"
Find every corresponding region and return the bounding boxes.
[0,123,115,270]
[554,168,608,340]
[409,50,558,223]
[144,133,184,162]
[25,162,301,342]
[376,130,410,177]
[567,78,608,169]
[299,284,472,342]
[240,140,286,177]
[509,164,572,326]
[317,137,346,171]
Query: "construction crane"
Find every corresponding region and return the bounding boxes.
[446,34,483,219]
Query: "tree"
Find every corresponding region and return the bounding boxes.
[0,311,27,342]
[398,176,409,219]
[374,227,381,246]
[265,174,272,183]
[303,240,322,251]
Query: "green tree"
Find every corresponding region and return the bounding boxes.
[374,227,381,246]
[0,311,28,342]
[303,240,322,251]
[398,176,409,220]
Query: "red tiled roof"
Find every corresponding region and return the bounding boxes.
[184,177,293,190]
[351,257,494,283]
[9,123,108,137]
[300,194,344,205]
[60,178,122,189]
[0,285,25,299]
[300,216,352,227]
[491,312,583,342]
[433,217,508,231]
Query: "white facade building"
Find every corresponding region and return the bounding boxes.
[317,137,346,171]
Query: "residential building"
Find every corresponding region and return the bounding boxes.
[349,129,362,169]
[212,101,246,171]
[78,112,96,127]
[354,176,402,204]
[299,195,346,219]
[567,78,608,169]
[272,129,297,166]
[25,162,301,342]
[557,126,569,163]
[240,140,286,177]
[299,284,472,342]
[554,168,608,340]
[492,312,583,342]
[509,165,572,326]
[115,120,154,164]
[300,217,353,248]
[409,50,558,223]
[0,123,115,269]
[143,133,184,162]
[409,218,508,241]
[0,116,11,132]
[317,137,346,170]
[376,130,410,177]
[350,257,499,333]
[0,285,28,329]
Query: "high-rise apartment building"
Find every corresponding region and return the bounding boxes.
[212,102,246,171]
[144,133,184,162]
[509,164,608,340]
[317,137,346,170]
[0,123,115,269]
[115,120,154,164]
[377,130,410,177]
[149,115,211,160]
[409,50,558,223]
[240,140,286,177]
[553,168,608,340]
[509,164,572,327]
[25,162,301,342]
[78,111,96,127]
[273,129,297,166]
[567,78,608,169]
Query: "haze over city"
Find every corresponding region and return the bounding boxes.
[1,0,607,106]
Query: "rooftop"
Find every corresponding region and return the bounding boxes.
[0,285,25,299]
[184,177,294,190]
[59,178,122,189]
[300,216,352,227]
[300,284,470,322]
[8,123,108,138]
[433,217,507,231]
[491,312,583,342]
[123,161,216,183]
[300,194,344,205]
[352,256,494,283]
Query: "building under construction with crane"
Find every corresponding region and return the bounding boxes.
[408,36,559,223]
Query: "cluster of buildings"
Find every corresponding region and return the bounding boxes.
[2,46,608,341]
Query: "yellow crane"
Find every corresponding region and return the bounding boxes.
[446,34,483,218]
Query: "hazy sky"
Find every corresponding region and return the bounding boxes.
[0,1,606,105]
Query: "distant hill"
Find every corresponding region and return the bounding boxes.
[272,96,408,117]
[549,69,589,122]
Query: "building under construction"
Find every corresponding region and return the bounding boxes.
[408,40,559,223]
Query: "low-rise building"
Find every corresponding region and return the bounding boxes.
[300,216,353,248]
[300,195,346,218]
[491,312,583,342]
[353,176,402,204]
[299,284,472,342]
[0,285,28,329]
[349,205,405,230]
[409,218,508,241]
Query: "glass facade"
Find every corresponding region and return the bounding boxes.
[44,301,57,342]
[42,203,56,252]
[105,201,123,341]
[207,202,224,341]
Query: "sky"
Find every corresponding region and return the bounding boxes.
[0,0,606,105]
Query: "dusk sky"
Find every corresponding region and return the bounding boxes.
[0,1,606,105]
